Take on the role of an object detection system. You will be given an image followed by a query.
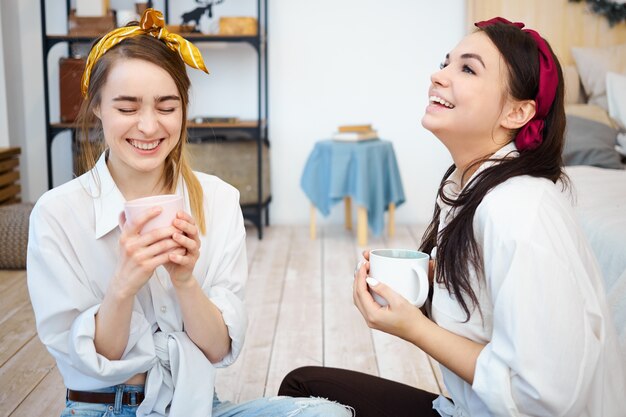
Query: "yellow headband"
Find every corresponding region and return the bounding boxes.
[81,8,209,97]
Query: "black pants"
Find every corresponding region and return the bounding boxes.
[278,366,441,417]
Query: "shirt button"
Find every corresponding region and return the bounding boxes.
[160,306,167,313]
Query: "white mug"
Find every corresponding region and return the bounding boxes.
[368,248,429,307]
[124,194,184,234]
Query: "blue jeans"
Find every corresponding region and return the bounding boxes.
[61,385,144,417]
[60,385,353,417]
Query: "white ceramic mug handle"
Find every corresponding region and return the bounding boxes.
[410,266,429,307]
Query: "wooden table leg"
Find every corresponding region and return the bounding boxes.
[357,206,367,247]
[388,202,396,238]
[310,204,316,240]
[344,196,352,230]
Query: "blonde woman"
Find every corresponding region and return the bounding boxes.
[28,9,351,417]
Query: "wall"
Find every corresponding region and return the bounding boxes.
[2,0,466,228]
[0,4,10,148]
[467,0,626,65]
[1,0,47,200]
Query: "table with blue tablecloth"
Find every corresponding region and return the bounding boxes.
[300,139,405,245]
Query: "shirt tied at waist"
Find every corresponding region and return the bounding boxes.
[138,331,217,417]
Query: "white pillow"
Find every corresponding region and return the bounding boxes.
[571,44,626,111]
[606,71,626,131]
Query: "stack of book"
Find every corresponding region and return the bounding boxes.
[332,124,379,142]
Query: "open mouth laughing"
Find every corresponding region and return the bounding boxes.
[429,95,455,109]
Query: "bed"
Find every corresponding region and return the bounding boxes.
[566,166,626,364]
[560,49,626,364]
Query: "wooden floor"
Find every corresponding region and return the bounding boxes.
[0,224,446,417]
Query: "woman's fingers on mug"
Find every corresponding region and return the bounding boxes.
[126,206,162,234]
[141,235,181,258]
[172,232,198,255]
[175,210,195,224]
[353,260,363,276]
[366,278,396,304]
[139,225,180,246]
[353,260,369,278]
[173,216,199,239]
[362,250,370,261]
[353,267,368,309]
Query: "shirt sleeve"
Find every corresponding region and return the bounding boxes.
[202,187,248,367]
[471,193,604,416]
[27,200,155,388]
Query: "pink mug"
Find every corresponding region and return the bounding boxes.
[124,194,184,234]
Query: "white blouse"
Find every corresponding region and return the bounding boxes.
[27,153,248,417]
[431,143,626,417]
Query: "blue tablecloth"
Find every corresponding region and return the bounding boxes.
[300,139,406,236]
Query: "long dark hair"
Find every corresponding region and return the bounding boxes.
[419,23,568,320]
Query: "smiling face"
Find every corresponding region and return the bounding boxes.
[421,31,516,167]
[94,58,183,185]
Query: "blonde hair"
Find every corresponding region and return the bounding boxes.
[76,35,206,234]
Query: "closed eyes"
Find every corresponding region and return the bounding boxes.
[439,61,475,75]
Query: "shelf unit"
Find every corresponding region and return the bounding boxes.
[39,0,270,238]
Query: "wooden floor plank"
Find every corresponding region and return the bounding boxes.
[265,226,323,396]
[370,330,440,394]
[9,366,65,417]
[0,270,25,294]
[244,225,261,269]
[214,226,292,403]
[323,226,378,375]
[0,273,30,328]
[0,337,56,417]
[0,303,36,367]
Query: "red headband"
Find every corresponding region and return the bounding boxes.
[475,17,558,151]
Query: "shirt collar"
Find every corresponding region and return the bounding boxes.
[87,152,190,239]
[88,152,126,239]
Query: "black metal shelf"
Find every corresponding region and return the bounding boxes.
[45,33,264,50]
[40,0,270,238]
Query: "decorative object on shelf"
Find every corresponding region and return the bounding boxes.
[59,57,86,123]
[569,0,626,27]
[219,17,258,35]
[135,2,149,15]
[116,9,139,27]
[181,0,225,33]
[167,24,195,33]
[76,0,107,17]
[68,9,115,36]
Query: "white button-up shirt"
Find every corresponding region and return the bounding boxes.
[431,143,626,417]
[27,153,248,417]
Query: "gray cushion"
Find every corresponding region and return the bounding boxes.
[0,203,34,269]
[563,115,624,170]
